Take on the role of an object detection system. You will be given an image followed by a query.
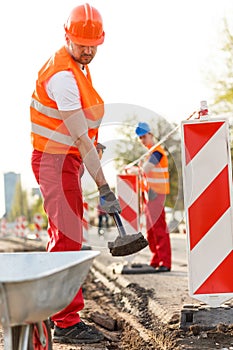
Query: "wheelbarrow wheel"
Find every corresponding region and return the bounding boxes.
[12,325,22,349]
[28,319,52,350]
[11,322,51,349]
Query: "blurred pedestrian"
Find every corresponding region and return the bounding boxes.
[97,203,109,235]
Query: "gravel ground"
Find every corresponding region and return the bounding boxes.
[1,270,233,350]
[1,237,233,349]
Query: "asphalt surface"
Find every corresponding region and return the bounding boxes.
[86,226,199,326]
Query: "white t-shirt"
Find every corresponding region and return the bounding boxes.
[45,71,82,111]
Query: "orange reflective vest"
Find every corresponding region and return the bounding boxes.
[30,46,104,155]
[144,145,170,194]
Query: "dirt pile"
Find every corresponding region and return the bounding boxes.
[59,270,233,350]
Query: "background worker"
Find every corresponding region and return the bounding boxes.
[30,4,121,344]
[135,122,172,272]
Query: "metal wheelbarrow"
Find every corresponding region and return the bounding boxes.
[0,250,99,349]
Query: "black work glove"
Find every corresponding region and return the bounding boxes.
[99,184,121,214]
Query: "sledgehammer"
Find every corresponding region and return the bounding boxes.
[108,212,148,256]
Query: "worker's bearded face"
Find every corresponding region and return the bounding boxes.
[68,41,97,65]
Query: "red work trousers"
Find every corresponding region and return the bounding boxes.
[145,194,171,269]
[31,150,85,328]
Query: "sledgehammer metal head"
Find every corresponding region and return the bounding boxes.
[108,212,148,256]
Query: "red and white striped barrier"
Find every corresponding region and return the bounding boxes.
[0,218,7,236]
[14,217,21,237]
[19,216,27,238]
[116,174,139,234]
[181,118,233,307]
[33,214,44,239]
[15,216,27,238]
[82,201,89,244]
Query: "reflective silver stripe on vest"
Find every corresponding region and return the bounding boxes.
[86,118,102,129]
[31,98,102,129]
[31,99,62,120]
[147,177,169,183]
[150,167,169,173]
[31,123,75,147]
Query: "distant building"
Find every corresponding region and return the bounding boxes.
[31,187,42,197]
[4,172,21,216]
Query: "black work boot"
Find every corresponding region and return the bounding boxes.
[53,321,104,344]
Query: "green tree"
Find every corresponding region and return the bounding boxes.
[8,181,30,222]
[207,19,233,166]
[114,116,183,211]
[114,115,145,171]
[209,19,233,116]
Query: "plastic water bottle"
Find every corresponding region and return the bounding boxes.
[199,100,210,120]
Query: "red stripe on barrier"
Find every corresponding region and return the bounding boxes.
[119,197,138,231]
[119,175,137,193]
[184,122,224,165]
[194,250,233,294]
[189,165,230,250]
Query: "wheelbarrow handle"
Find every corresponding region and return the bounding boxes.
[111,212,127,237]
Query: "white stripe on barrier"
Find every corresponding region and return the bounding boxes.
[117,174,139,234]
[117,177,138,209]
[181,118,233,307]
[184,124,228,207]
[190,208,233,292]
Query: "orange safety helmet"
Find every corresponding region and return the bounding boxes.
[64,3,105,46]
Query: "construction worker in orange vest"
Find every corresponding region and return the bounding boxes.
[135,122,172,272]
[30,4,121,344]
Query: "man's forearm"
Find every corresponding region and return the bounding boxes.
[143,161,154,174]
[60,108,107,187]
[75,135,107,188]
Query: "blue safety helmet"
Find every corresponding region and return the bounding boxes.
[135,122,151,137]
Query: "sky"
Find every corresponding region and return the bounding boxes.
[0,0,233,216]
